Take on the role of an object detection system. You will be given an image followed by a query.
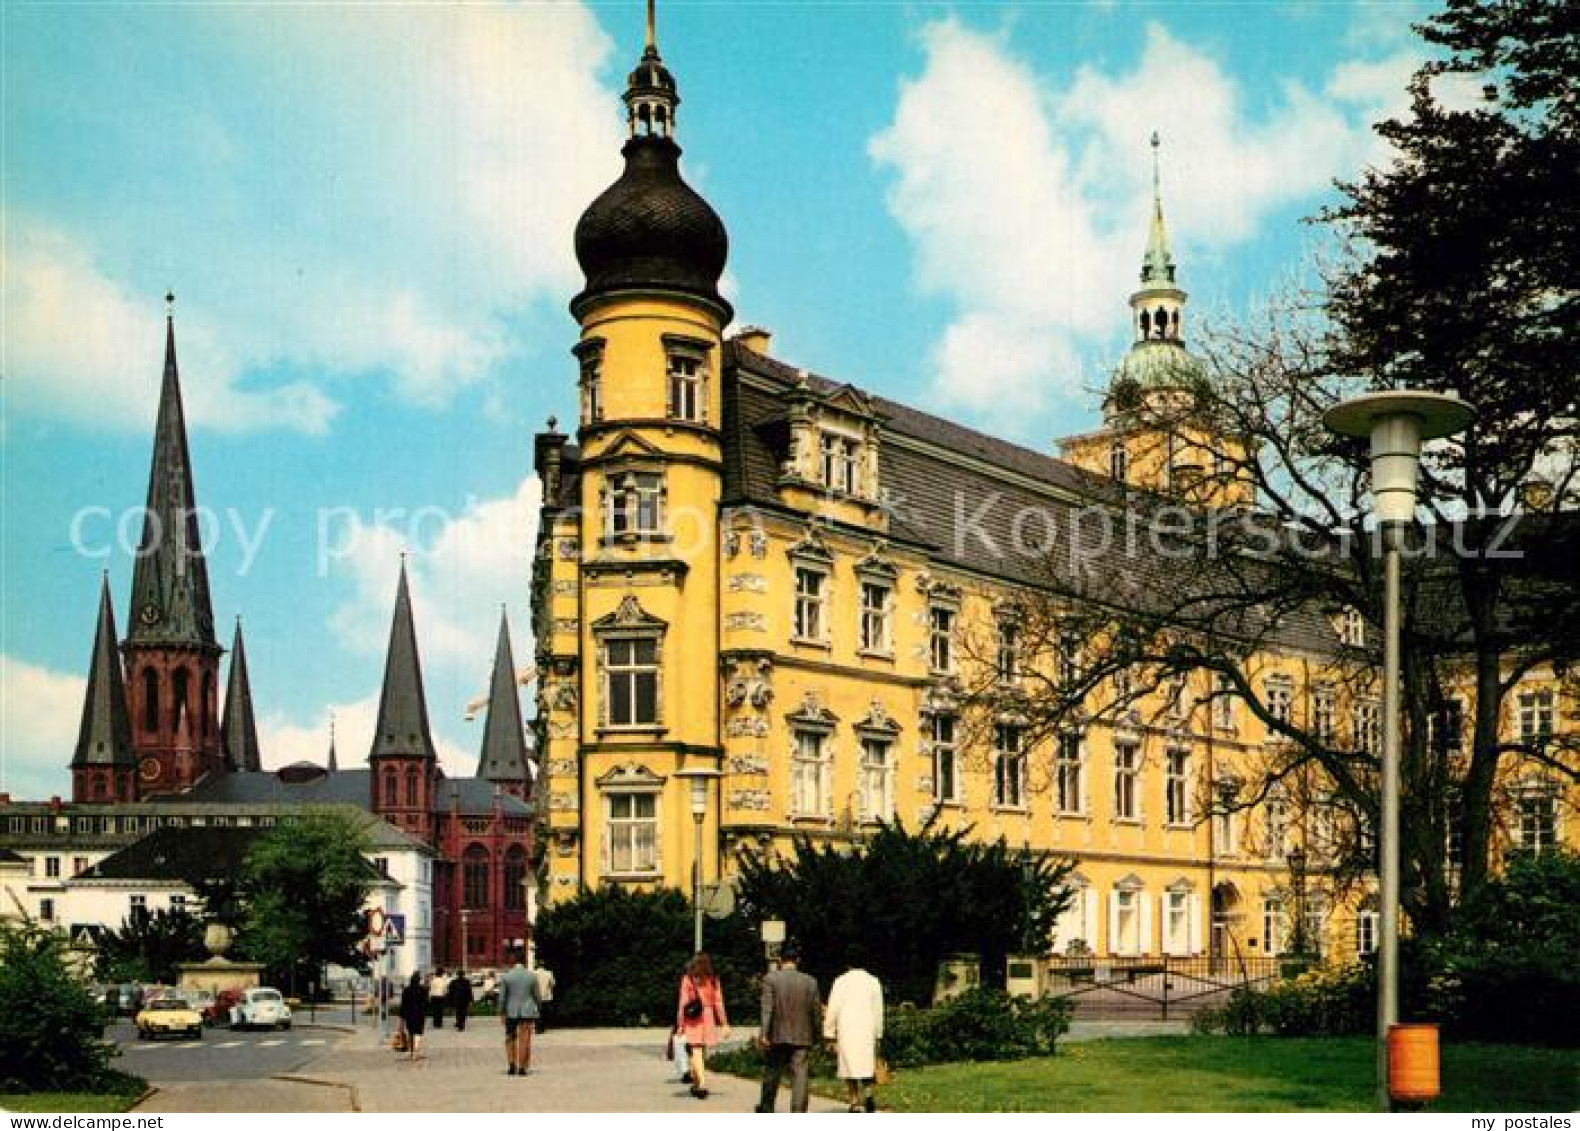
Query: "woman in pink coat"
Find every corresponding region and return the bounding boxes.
[675,952,731,1099]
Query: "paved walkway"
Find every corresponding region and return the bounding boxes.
[287,1019,846,1113]
[133,1015,1188,1112]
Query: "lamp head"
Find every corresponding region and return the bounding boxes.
[1323,391,1475,525]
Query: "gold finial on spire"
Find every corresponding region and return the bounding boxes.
[645,0,656,52]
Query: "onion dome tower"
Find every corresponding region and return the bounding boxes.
[570,0,730,324]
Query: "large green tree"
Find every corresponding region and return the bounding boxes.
[957,0,1578,938]
[0,921,126,1093]
[237,810,373,992]
[734,820,1074,1007]
[94,908,206,985]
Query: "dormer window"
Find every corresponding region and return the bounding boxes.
[1337,608,1366,648]
[820,432,862,495]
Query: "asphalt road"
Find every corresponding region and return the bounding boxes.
[107,1014,352,1083]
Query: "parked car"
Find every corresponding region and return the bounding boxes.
[230,987,292,1031]
[205,987,243,1027]
[135,997,204,1040]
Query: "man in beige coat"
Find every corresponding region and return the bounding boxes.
[825,963,884,1112]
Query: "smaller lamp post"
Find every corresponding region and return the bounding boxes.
[1324,388,1474,1111]
[1287,846,1308,958]
[675,766,721,954]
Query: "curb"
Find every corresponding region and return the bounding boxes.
[130,1085,158,1111]
[271,1075,361,1113]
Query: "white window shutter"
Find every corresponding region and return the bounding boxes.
[1107,890,1118,957]
[1189,893,1203,955]
[1084,890,1098,951]
[1139,891,1154,956]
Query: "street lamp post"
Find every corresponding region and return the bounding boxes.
[675,767,721,954]
[1288,846,1308,958]
[1324,389,1474,1111]
[461,909,473,975]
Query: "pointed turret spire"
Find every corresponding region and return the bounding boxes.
[477,609,529,787]
[369,560,437,762]
[73,574,134,770]
[1140,132,1178,293]
[127,295,218,648]
[220,618,262,772]
[173,698,195,784]
[326,714,339,772]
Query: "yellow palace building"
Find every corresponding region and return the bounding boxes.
[530,11,1572,967]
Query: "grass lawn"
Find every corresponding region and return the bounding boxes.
[0,1091,143,1113]
[721,1037,1577,1113]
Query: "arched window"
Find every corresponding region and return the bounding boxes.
[1154,306,1168,338]
[1139,309,1152,337]
[405,767,419,808]
[463,845,490,909]
[142,668,160,734]
[384,771,398,808]
[171,668,190,731]
[200,673,213,739]
[504,846,527,911]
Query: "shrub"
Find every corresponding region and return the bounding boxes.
[1258,962,1372,1037]
[1424,850,1580,1046]
[0,922,137,1094]
[533,886,763,1027]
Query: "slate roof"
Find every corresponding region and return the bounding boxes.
[220,620,262,773]
[73,575,134,768]
[369,563,437,762]
[477,612,531,785]
[177,768,532,818]
[720,342,1347,656]
[125,313,218,651]
[76,821,401,885]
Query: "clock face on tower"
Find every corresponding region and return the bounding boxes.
[139,757,161,783]
[140,603,161,625]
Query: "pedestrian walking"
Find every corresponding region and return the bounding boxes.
[534,963,556,1033]
[755,941,821,1113]
[429,969,450,1030]
[825,961,885,1112]
[447,969,474,1032]
[675,952,731,1100]
[498,946,542,1076]
[398,971,429,1061]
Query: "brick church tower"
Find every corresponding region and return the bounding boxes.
[121,300,225,797]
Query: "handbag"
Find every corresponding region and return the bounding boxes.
[682,977,704,1021]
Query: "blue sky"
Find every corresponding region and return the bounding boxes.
[1,0,1434,798]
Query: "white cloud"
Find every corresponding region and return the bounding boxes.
[5,3,624,434]
[869,19,1411,424]
[0,655,85,800]
[2,221,338,436]
[256,692,475,781]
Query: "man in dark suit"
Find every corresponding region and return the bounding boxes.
[756,940,822,1112]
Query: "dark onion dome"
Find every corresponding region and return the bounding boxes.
[572,134,730,318]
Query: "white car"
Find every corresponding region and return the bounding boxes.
[230,987,293,1031]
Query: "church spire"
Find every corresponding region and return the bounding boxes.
[126,294,218,648]
[326,713,339,772]
[72,573,134,773]
[220,618,262,772]
[369,559,437,763]
[477,609,529,791]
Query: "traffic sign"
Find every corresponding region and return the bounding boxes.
[384,913,405,946]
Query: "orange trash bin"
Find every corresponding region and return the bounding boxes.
[1388,1023,1441,1103]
